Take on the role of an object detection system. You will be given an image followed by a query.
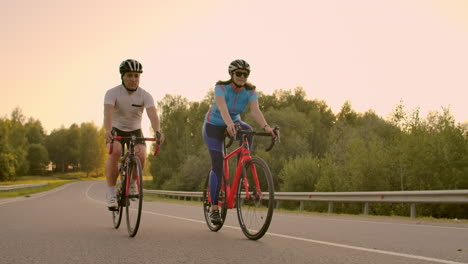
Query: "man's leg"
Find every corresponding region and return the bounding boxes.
[130,144,146,197]
[105,141,122,209]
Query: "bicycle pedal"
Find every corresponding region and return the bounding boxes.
[128,195,140,201]
[118,200,129,207]
[108,206,119,211]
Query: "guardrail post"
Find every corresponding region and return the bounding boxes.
[328,202,333,214]
[363,203,369,215]
[299,201,304,211]
[276,200,280,209]
[410,203,416,218]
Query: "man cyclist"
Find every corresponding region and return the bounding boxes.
[202,59,275,224]
[104,59,164,210]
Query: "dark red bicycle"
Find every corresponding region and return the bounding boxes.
[109,134,160,237]
[203,125,280,240]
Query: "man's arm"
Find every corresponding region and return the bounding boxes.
[104,104,114,142]
[146,106,165,143]
[146,106,160,132]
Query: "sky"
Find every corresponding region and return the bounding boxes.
[2,0,467,135]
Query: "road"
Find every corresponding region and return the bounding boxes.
[0,181,467,264]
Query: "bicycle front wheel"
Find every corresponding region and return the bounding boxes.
[236,157,275,240]
[112,176,125,229]
[126,156,143,237]
[202,172,227,231]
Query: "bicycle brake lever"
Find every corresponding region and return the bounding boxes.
[274,127,281,144]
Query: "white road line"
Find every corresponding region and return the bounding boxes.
[265,232,466,264]
[275,213,468,231]
[85,182,466,264]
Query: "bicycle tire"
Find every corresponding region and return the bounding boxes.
[125,156,143,237]
[236,157,275,240]
[112,176,125,229]
[202,172,227,231]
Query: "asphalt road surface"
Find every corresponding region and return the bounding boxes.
[1,181,467,264]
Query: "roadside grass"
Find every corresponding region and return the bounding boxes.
[0,172,104,198]
[3,176,467,224]
[142,192,468,224]
[0,181,74,198]
[0,173,152,199]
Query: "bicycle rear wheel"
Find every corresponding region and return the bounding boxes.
[202,172,227,231]
[126,156,143,237]
[236,157,274,240]
[112,176,125,229]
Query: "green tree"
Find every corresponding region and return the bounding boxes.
[0,118,17,180]
[66,124,81,170]
[279,153,320,192]
[149,94,191,188]
[161,149,210,191]
[0,152,16,180]
[27,143,49,175]
[7,108,28,176]
[337,101,357,125]
[80,123,106,177]
[24,118,46,144]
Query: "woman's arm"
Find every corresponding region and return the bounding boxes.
[249,100,275,136]
[215,96,236,136]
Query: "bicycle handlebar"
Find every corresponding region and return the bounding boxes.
[108,135,161,156]
[225,126,280,152]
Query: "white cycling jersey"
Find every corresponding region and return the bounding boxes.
[104,84,155,131]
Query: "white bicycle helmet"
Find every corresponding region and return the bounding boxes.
[119,59,143,75]
[228,59,250,73]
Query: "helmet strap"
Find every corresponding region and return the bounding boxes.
[231,79,244,89]
[121,77,138,92]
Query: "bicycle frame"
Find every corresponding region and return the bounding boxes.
[222,134,258,209]
[110,135,160,197]
[122,139,137,197]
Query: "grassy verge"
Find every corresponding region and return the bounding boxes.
[0,172,104,198]
[142,192,468,224]
[0,181,74,198]
[0,173,152,199]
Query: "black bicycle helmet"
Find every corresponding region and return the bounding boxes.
[228,59,250,73]
[119,59,143,75]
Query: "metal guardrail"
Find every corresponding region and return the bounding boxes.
[0,182,49,191]
[144,189,468,218]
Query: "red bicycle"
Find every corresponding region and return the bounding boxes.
[109,134,160,237]
[202,126,280,240]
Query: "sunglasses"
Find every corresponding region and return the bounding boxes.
[234,71,249,78]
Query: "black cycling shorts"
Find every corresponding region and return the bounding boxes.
[112,127,145,150]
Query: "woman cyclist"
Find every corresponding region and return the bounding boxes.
[202,59,275,224]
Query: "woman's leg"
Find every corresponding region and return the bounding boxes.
[202,123,226,209]
[238,121,254,151]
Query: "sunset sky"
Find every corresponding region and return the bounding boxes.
[2,0,467,135]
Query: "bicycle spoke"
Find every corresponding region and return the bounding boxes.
[237,157,274,240]
[203,173,227,231]
[126,157,143,237]
[112,179,124,229]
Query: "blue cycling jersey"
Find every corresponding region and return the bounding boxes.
[204,83,258,125]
